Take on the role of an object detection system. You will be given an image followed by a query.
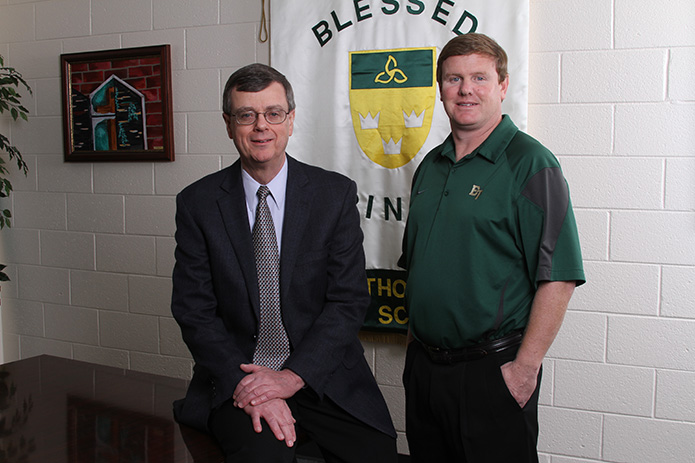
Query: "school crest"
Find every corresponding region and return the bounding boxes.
[349,48,436,169]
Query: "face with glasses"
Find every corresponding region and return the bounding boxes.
[223,82,295,181]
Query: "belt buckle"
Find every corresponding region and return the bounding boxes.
[426,345,452,364]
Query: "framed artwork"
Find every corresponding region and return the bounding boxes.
[61,45,174,162]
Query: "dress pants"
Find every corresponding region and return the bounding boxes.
[209,388,397,463]
[403,341,541,463]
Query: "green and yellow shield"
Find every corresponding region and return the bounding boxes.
[349,48,436,169]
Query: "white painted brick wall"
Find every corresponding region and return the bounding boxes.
[91,0,153,35]
[562,157,664,209]
[0,4,35,44]
[124,196,176,235]
[99,311,159,353]
[128,275,173,316]
[39,156,92,192]
[40,230,95,270]
[93,163,156,195]
[186,25,259,69]
[67,194,125,233]
[665,158,695,210]
[572,210,609,261]
[531,0,695,461]
[554,361,655,416]
[615,0,694,48]
[172,68,221,112]
[608,317,695,370]
[1,228,40,266]
[0,0,693,460]
[547,311,606,362]
[656,369,695,421]
[530,0,613,52]
[528,105,614,155]
[563,50,667,103]
[45,304,99,344]
[16,265,69,304]
[36,0,91,40]
[661,266,695,319]
[603,415,695,462]
[572,262,660,315]
[71,270,129,311]
[615,103,695,156]
[14,192,66,229]
[611,211,695,265]
[670,48,695,101]
[153,0,219,30]
[538,406,603,459]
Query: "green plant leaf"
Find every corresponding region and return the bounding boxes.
[1,178,10,194]
[1,54,32,283]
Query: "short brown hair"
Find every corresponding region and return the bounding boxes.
[436,33,508,86]
[222,63,296,116]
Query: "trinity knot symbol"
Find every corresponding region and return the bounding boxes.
[349,48,436,169]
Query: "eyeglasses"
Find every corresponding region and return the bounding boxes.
[231,109,289,125]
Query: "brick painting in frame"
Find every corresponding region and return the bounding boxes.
[61,45,174,162]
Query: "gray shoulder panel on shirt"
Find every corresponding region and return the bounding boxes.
[521,167,569,279]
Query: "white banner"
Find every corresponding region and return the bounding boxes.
[271,0,529,331]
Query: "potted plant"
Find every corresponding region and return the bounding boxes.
[0,55,31,282]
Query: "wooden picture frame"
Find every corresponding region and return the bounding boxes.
[61,45,174,162]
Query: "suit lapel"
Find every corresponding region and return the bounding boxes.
[217,162,260,316]
[280,156,311,302]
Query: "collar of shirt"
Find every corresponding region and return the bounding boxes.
[439,115,519,165]
[242,156,288,252]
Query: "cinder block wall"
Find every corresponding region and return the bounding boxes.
[1,0,693,460]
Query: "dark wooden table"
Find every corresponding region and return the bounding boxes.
[0,355,224,463]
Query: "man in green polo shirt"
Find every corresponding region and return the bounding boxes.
[399,33,585,462]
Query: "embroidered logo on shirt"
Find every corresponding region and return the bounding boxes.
[469,185,483,200]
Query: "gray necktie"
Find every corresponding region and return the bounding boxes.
[251,186,290,370]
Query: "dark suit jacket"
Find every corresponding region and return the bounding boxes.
[171,155,396,439]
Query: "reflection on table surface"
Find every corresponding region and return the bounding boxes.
[0,355,223,463]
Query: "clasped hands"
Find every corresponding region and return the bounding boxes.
[233,364,305,447]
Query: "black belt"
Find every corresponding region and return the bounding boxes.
[420,331,523,364]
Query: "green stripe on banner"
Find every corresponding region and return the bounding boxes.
[364,269,408,333]
[351,49,433,90]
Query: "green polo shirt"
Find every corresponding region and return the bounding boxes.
[400,116,585,349]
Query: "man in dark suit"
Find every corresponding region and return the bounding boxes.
[171,63,397,463]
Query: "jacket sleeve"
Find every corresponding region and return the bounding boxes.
[171,191,249,409]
